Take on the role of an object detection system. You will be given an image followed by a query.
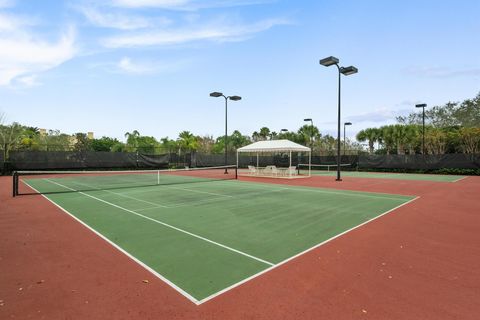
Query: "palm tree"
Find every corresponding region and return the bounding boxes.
[404,125,420,154]
[124,130,140,151]
[356,128,380,153]
[297,124,320,149]
[259,127,271,140]
[177,131,198,153]
[379,125,395,155]
[252,131,260,142]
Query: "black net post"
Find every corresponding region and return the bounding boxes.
[12,171,18,197]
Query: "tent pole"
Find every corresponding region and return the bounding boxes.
[289,151,292,176]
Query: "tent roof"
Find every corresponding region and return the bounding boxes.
[237,140,311,153]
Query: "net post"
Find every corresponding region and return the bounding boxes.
[12,171,17,197]
[157,170,160,185]
[235,166,238,179]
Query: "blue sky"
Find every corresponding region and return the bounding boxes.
[0,0,479,141]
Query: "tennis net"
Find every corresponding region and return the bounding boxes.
[13,165,237,196]
[297,163,353,175]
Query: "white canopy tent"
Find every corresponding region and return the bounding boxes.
[236,140,311,177]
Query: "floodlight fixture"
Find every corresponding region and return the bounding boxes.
[210,92,223,98]
[340,66,358,76]
[320,56,339,67]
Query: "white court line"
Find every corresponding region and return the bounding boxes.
[165,188,286,209]
[135,196,229,212]
[167,185,233,198]
[44,178,275,269]
[452,176,468,183]
[197,195,420,304]
[68,180,170,208]
[212,180,413,201]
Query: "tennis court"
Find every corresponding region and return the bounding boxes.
[297,164,465,182]
[15,166,415,304]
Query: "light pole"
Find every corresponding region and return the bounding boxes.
[304,118,314,148]
[210,92,242,173]
[320,56,358,181]
[344,122,352,155]
[415,103,427,155]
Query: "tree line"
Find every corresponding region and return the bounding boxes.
[0,117,361,159]
[356,92,480,155]
[2,92,479,159]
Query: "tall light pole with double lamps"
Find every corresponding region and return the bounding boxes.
[320,56,358,181]
[415,103,427,155]
[210,92,242,173]
[344,122,352,155]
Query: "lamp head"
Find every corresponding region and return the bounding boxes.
[415,103,427,108]
[229,95,242,101]
[209,92,223,98]
[340,66,358,75]
[344,122,352,126]
[320,56,339,67]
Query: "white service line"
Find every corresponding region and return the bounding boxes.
[68,180,170,208]
[44,178,275,268]
[167,185,233,198]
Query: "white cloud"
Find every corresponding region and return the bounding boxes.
[0,24,77,86]
[0,12,36,31]
[110,0,271,10]
[102,18,289,48]
[78,5,170,30]
[116,56,188,74]
[15,74,40,87]
[118,57,152,74]
[0,0,15,9]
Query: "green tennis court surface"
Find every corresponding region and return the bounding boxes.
[23,174,415,303]
[304,170,464,182]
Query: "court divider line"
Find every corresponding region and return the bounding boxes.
[196,195,420,304]
[21,180,201,305]
[44,178,275,268]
